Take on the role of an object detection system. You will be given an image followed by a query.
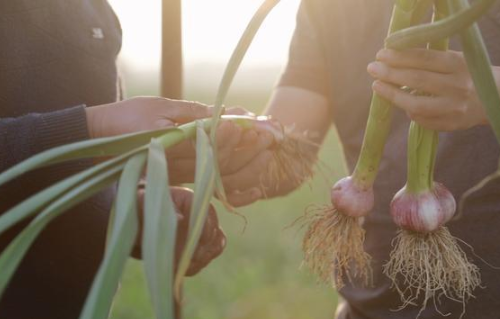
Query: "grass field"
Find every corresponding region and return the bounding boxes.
[109,68,346,319]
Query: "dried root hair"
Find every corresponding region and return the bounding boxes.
[383,227,481,318]
[260,132,318,197]
[301,205,372,289]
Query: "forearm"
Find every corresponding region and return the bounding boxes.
[258,86,332,196]
[0,105,89,172]
[264,86,332,150]
[494,64,500,106]
[481,65,500,125]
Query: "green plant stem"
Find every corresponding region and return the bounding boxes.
[411,0,434,25]
[449,0,500,144]
[208,0,281,208]
[80,153,147,319]
[0,114,260,316]
[351,0,416,188]
[210,0,281,130]
[158,115,259,147]
[407,3,449,194]
[406,123,438,193]
[0,115,257,235]
[143,139,178,319]
[386,0,495,50]
[0,148,143,235]
[174,122,216,299]
[0,127,174,187]
[0,166,122,298]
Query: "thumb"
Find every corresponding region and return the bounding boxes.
[154,118,175,129]
[173,101,213,123]
[171,187,194,214]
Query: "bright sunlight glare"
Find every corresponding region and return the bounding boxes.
[108,0,300,70]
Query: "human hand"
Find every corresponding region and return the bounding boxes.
[222,130,318,207]
[86,97,213,184]
[367,48,498,131]
[85,96,212,138]
[212,108,276,207]
[85,98,273,185]
[134,186,226,276]
[220,86,328,206]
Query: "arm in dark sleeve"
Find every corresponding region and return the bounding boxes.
[0,105,114,319]
[0,105,89,173]
[278,0,329,97]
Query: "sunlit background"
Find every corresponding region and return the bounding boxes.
[106,1,344,318]
[108,0,302,98]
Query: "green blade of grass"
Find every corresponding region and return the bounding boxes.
[143,139,178,319]
[386,0,495,50]
[174,121,216,299]
[0,165,122,298]
[449,0,500,143]
[79,153,147,319]
[0,127,176,187]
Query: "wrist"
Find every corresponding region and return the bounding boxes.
[494,65,500,97]
[85,106,102,139]
[483,66,500,126]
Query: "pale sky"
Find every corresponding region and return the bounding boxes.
[108,0,300,70]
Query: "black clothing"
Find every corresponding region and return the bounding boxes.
[0,1,121,318]
[279,1,500,318]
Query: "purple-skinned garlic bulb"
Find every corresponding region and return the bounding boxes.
[331,176,375,218]
[390,182,455,233]
[384,118,480,314]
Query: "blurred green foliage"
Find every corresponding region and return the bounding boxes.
[109,71,345,319]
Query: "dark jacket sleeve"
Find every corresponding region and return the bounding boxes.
[0,105,89,173]
[0,105,116,319]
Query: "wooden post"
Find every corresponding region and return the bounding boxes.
[161,0,183,99]
[161,2,183,316]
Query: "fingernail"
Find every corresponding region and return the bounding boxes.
[251,188,262,200]
[376,49,390,60]
[155,118,172,128]
[245,130,258,142]
[372,80,383,92]
[367,62,384,76]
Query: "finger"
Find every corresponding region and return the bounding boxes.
[222,150,273,192]
[153,118,175,129]
[376,48,464,74]
[222,131,274,175]
[188,199,225,276]
[187,228,226,276]
[226,188,263,207]
[171,187,194,213]
[410,114,465,132]
[225,106,256,117]
[157,99,212,124]
[372,80,454,118]
[166,138,196,160]
[168,159,196,184]
[195,204,219,245]
[239,129,258,147]
[216,121,243,167]
[367,61,455,96]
